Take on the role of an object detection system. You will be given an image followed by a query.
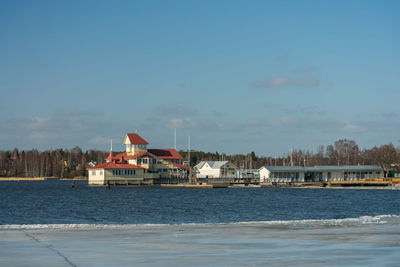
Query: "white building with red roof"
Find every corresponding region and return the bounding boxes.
[88,133,189,185]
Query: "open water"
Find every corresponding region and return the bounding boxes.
[1,181,400,266]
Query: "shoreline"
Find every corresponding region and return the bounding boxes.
[1,178,400,190]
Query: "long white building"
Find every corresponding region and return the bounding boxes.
[259,165,383,183]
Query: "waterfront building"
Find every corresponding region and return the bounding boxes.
[259,165,383,183]
[194,161,237,178]
[88,133,189,185]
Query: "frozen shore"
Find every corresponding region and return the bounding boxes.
[1,220,400,267]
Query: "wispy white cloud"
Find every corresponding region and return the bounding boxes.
[250,76,319,89]
[343,123,366,133]
[88,136,117,146]
[28,131,57,143]
[153,105,197,116]
[250,77,291,89]
[0,110,107,149]
[268,117,297,126]
[247,117,298,127]
[381,112,397,118]
[294,76,319,87]
[165,118,198,129]
[274,53,290,61]
[293,66,318,73]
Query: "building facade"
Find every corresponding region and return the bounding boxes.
[259,165,383,183]
[88,133,189,185]
[194,161,237,178]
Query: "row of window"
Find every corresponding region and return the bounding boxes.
[138,158,182,165]
[157,168,184,172]
[344,171,380,179]
[91,168,184,177]
[270,171,381,179]
[112,169,136,176]
[271,172,300,179]
[139,158,158,164]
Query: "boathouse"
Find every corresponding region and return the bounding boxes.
[259,165,383,183]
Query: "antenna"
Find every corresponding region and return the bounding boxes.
[188,136,191,165]
[290,149,293,166]
[174,128,177,150]
[111,139,113,151]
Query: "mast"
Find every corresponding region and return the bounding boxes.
[174,128,177,150]
[188,136,191,166]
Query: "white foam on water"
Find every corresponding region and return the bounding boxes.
[1,214,400,230]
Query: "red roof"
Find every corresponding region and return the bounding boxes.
[148,149,183,160]
[168,161,189,169]
[113,149,183,161]
[88,161,143,170]
[115,152,148,160]
[124,133,149,145]
[105,151,116,160]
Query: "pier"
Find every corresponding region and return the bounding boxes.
[328,178,400,187]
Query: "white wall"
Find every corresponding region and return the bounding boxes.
[259,168,271,182]
[88,169,105,185]
[197,163,221,178]
[259,168,305,183]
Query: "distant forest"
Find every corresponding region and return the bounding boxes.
[0,139,399,178]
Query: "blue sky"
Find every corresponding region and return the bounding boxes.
[0,0,399,156]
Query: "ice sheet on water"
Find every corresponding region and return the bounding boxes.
[1,214,399,230]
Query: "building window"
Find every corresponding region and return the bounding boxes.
[100,171,103,175]
[92,170,96,175]
[327,172,331,179]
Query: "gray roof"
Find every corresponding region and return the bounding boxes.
[310,165,383,171]
[260,165,382,172]
[259,166,306,172]
[194,161,230,169]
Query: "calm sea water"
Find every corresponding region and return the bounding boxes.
[0,180,399,225]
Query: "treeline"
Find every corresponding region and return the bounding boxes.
[0,147,108,178]
[180,139,399,171]
[0,139,399,177]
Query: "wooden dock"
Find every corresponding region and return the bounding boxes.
[328,178,400,187]
[161,184,226,188]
